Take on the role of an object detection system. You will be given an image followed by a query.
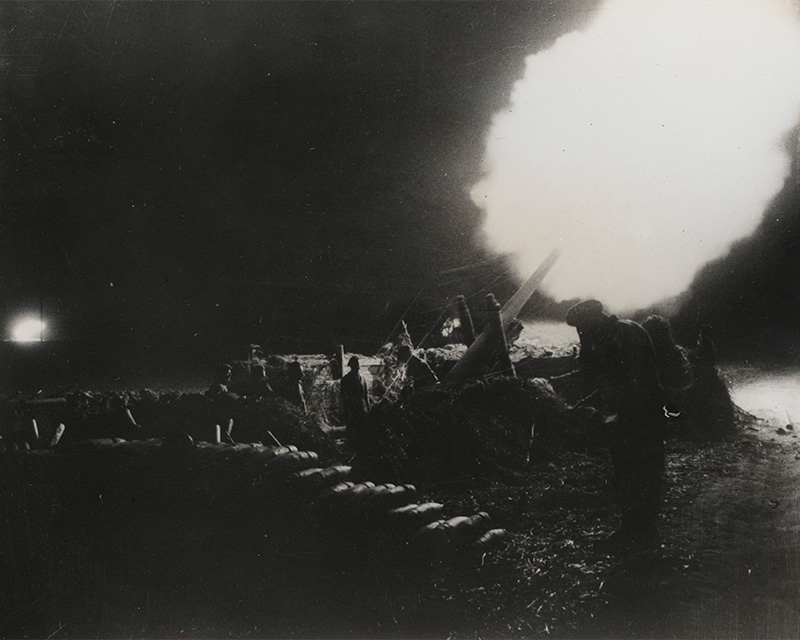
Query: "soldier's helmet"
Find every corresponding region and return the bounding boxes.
[565,299,608,328]
[642,315,674,343]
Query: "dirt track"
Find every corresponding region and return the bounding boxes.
[4,368,800,639]
[668,424,800,638]
[583,375,800,639]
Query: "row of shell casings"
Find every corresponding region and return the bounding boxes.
[102,439,509,558]
[310,480,420,516]
[300,471,507,554]
[409,511,507,555]
[190,442,322,477]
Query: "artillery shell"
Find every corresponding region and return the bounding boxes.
[441,516,472,532]
[313,481,356,507]
[447,512,491,538]
[291,467,325,482]
[397,484,417,501]
[318,465,352,483]
[385,486,416,510]
[362,484,418,512]
[473,528,508,551]
[349,484,390,510]
[263,450,319,476]
[387,502,444,527]
[337,482,377,508]
[412,519,446,538]
[290,465,352,492]
[254,445,298,462]
[313,481,377,513]
[409,519,450,551]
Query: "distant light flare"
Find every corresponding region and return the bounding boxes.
[471,0,800,312]
[11,318,46,343]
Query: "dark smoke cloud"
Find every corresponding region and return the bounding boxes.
[0,1,596,356]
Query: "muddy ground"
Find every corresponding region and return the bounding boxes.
[428,364,800,640]
[3,365,800,639]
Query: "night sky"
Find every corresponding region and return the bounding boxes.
[3,1,799,369]
[1,1,596,357]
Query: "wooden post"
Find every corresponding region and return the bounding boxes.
[47,423,66,448]
[456,295,475,346]
[485,293,515,377]
[124,408,138,429]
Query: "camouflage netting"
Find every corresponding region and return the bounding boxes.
[351,376,590,485]
[350,353,740,486]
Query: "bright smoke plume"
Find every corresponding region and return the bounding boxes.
[471,0,800,313]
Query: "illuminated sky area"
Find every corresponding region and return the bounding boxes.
[471,0,800,312]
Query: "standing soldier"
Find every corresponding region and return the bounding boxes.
[565,300,666,553]
[642,315,692,391]
[245,364,274,399]
[204,363,235,443]
[286,360,308,414]
[686,325,736,437]
[206,364,233,398]
[340,356,370,440]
